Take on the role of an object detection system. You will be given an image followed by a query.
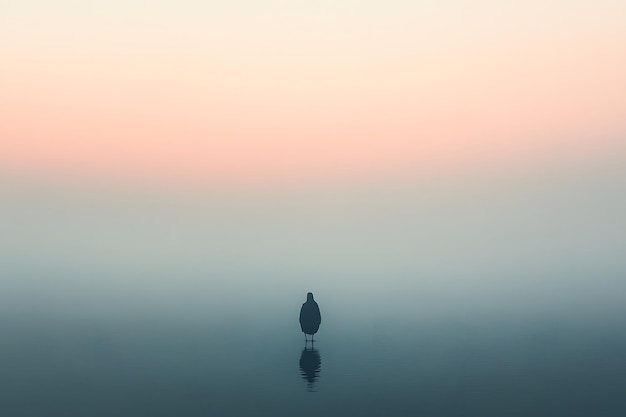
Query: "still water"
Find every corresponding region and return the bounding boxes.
[1,290,625,417]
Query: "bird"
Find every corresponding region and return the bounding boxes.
[299,292,321,342]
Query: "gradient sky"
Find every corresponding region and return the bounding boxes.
[1,1,626,325]
[2,0,625,188]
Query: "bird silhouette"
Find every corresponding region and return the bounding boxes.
[299,292,321,342]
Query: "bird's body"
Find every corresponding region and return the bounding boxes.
[299,292,321,340]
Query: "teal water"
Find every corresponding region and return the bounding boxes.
[2,282,625,417]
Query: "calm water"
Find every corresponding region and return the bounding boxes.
[2,290,625,417]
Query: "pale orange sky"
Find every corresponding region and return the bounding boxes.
[1,0,625,187]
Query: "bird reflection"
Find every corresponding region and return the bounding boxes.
[299,346,321,391]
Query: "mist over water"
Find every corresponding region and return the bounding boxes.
[2,0,626,412]
[1,161,625,416]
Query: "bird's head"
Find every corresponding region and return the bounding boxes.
[307,292,314,301]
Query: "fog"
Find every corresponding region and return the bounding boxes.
[2,156,624,322]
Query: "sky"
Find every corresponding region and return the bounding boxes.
[1,1,625,318]
[1,0,625,188]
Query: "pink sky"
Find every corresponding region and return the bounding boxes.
[2,1,625,187]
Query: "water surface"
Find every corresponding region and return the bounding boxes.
[2,286,624,417]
